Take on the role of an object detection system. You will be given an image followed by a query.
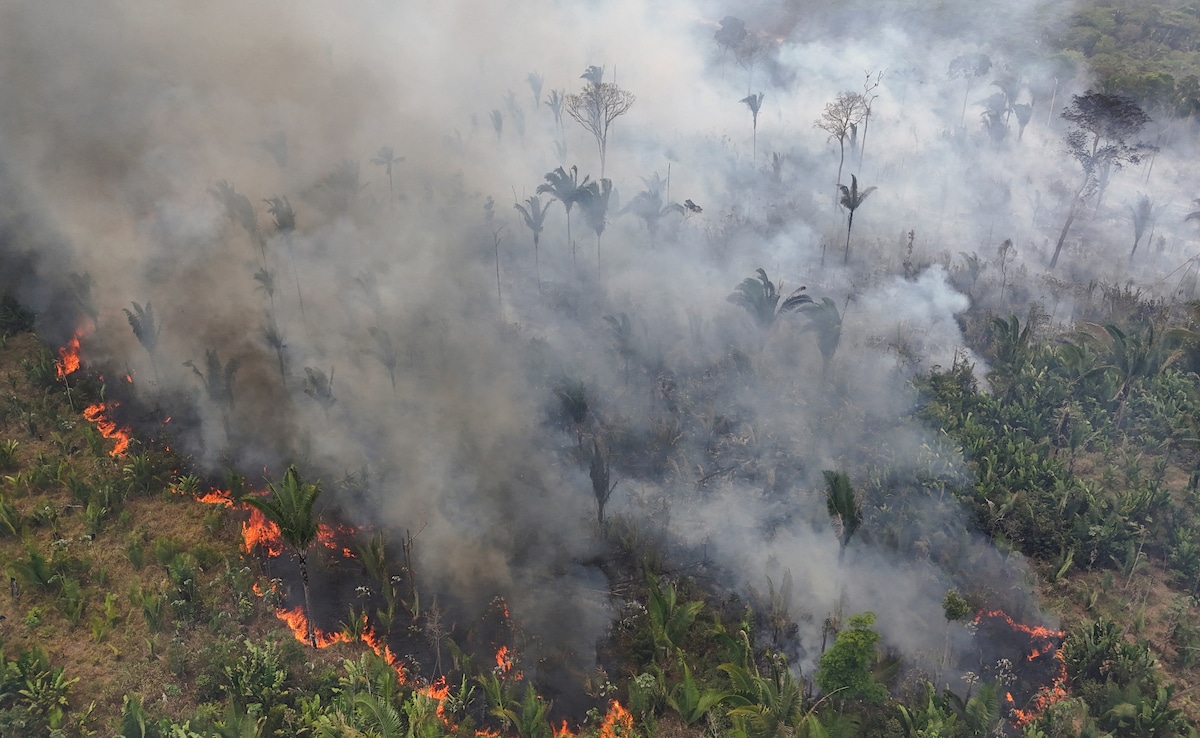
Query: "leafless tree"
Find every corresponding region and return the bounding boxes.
[565,67,635,178]
[816,92,867,205]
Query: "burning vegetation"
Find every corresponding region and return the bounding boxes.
[7,0,1200,735]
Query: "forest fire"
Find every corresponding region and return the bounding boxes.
[974,609,1068,727]
[275,605,350,648]
[82,401,132,456]
[55,331,82,380]
[421,676,455,729]
[598,700,633,738]
[496,644,513,674]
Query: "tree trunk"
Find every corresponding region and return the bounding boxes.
[299,551,317,648]
[843,211,855,264]
[835,142,846,209]
[1050,178,1089,269]
[533,236,542,294]
[567,210,576,280]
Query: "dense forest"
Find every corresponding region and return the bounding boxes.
[5,0,1200,736]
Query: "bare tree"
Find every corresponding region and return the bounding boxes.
[565,67,635,178]
[816,92,867,205]
[857,70,884,170]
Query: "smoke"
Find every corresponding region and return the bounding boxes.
[0,0,1177,703]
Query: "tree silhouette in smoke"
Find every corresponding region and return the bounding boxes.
[837,174,876,265]
[740,92,764,160]
[799,298,842,382]
[565,66,635,178]
[816,92,867,206]
[371,146,404,207]
[948,52,992,128]
[577,177,613,277]
[184,348,240,440]
[728,269,812,332]
[1129,194,1155,262]
[537,166,591,277]
[1049,92,1154,269]
[621,173,684,242]
[526,72,543,109]
[123,301,161,382]
[513,195,551,294]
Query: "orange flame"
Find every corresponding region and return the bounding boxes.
[275,605,350,648]
[475,730,501,738]
[554,720,576,738]
[56,332,82,380]
[496,645,514,674]
[975,610,1069,727]
[82,402,132,456]
[194,488,236,507]
[420,675,456,729]
[599,701,633,738]
[242,506,284,557]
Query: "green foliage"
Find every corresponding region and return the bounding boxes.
[647,575,704,662]
[721,656,806,738]
[0,646,80,733]
[223,638,289,710]
[815,612,886,704]
[665,661,728,726]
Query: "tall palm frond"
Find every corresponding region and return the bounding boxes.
[836,174,877,265]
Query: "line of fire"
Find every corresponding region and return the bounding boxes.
[49,325,1074,733]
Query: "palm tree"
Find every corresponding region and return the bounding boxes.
[740,92,764,160]
[728,269,812,332]
[123,301,161,382]
[526,72,544,109]
[265,195,308,334]
[837,175,876,265]
[578,177,613,278]
[799,298,842,381]
[371,146,404,207]
[545,89,566,133]
[184,349,240,438]
[1129,194,1155,261]
[824,470,861,562]
[244,465,323,648]
[302,366,336,419]
[589,439,617,531]
[621,174,684,242]
[537,166,591,277]
[513,196,551,293]
[210,180,262,260]
[368,326,398,395]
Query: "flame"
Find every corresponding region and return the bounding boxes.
[496,645,513,674]
[242,506,284,557]
[475,730,501,738]
[554,720,576,738]
[275,605,350,648]
[194,488,236,507]
[362,623,409,683]
[598,701,633,738]
[56,331,82,380]
[82,402,132,456]
[975,610,1069,727]
[419,676,456,729]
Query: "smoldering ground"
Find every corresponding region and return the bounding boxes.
[0,0,1178,705]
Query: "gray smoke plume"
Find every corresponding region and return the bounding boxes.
[0,0,1176,696]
